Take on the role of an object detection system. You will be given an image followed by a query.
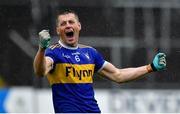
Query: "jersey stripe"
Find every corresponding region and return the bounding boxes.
[47,64,95,85]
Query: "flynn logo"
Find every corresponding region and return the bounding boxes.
[47,64,95,84]
[66,66,93,80]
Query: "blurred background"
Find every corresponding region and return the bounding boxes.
[0,0,180,113]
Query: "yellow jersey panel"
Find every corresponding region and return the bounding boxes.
[47,64,95,85]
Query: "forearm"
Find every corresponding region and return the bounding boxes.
[117,65,152,83]
[33,48,46,77]
[100,62,152,83]
[100,53,166,84]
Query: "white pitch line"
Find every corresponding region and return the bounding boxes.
[9,30,36,59]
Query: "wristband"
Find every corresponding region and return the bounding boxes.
[150,63,157,71]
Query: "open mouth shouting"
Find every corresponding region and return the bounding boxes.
[65,29,74,39]
[66,31,74,37]
[63,28,77,45]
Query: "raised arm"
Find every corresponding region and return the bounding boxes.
[33,48,53,77]
[99,53,166,83]
[33,30,53,77]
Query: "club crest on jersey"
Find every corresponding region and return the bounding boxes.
[84,52,90,60]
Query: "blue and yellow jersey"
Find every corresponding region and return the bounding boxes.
[45,40,106,113]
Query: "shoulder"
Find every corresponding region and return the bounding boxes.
[78,44,93,49]
[45,42,62,57]
[78,44,98,51]
[48,42,62,50]
[78,44,98,52]
[78,44,100,54]
[45,42,62,54]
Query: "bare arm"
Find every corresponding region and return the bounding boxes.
[99,62,152,83]
[99,53,166,83]
[33,30,52,77]
[33,47,53,77]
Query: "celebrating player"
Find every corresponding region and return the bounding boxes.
[33,10,166,113]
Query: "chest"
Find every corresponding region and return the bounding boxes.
[56,50,94,64]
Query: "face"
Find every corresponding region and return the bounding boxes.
[56,13,81,47]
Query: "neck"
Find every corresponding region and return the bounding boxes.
[58,40,78,50]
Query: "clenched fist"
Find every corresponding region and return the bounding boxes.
[38,30,51,49]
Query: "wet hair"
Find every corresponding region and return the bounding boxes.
[56,9,79,26]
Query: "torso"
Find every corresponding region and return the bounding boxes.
[45,41,105,113]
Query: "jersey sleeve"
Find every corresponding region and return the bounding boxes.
[92,48,106,72]
[45,48,56,63]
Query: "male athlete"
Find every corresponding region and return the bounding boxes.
[33,10,166,113]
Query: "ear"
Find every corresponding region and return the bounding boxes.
[56,27,60,35]
[78,22,81,31]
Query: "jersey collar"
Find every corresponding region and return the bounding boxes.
[58,40,78,50]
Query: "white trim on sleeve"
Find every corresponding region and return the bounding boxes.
[45,56,54,70]
[97,61,108,72]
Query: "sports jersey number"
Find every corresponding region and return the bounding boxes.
[75,55,80,62]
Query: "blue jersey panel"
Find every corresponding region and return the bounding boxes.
[45,46,105,72]
[44,42,105,113]
[52,84,101,113]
